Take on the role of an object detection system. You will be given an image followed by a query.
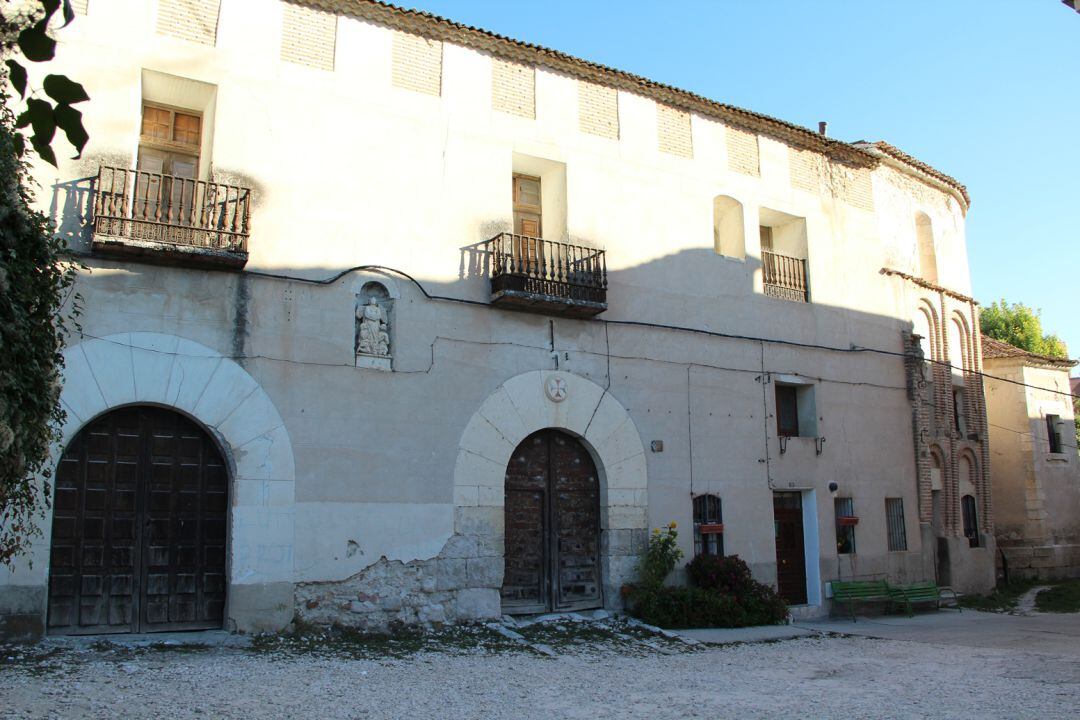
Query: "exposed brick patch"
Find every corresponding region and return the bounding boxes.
[156,0,220,47]
[578,81,619,139]
[281,2,338,71]
[491,58,534,119]
[392,30,442,96]
[790,147,823,194]
[726,126,759,176]
[657,104,692,158]
[70,0,88,13]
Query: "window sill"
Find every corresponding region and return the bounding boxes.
[1046,453,1070,463]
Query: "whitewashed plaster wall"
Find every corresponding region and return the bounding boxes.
[6,0,977,627]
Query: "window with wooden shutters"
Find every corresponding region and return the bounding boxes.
[136,104,202,224]
[961,495,979,548]
[1047,414,1063,453]
[834,497,856,554]
[693,494,723,557]
[512,174,543,271]
[775,384,799,437]
[885,498,907,552]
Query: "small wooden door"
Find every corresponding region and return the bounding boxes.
[772,492,807,605]
[47,406,228,634]
[502,430,601,614]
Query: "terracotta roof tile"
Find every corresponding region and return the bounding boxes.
[980,334,1076,368]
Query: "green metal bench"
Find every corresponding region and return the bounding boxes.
[830,580,892,621]
[889,581,960,617]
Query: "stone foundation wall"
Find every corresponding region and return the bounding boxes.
[999,544,1080,581]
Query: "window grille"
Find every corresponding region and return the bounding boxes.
[961,495,980,548]
[834,497,856,554]
[885,498,907,552]
[693,494,723,557]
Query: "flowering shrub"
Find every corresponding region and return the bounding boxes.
[685,554,788,626]
[637,522,682,588]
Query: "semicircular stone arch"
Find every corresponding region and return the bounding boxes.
[452,370,648,609]
[51,332,296,633]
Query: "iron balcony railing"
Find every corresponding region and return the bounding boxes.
[93,165,251,253]
[762,249,809,303]
[484,233,607,317]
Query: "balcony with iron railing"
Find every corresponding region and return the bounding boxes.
[762,249,809,303]
[92,165,251,269]
[482,233,607,317]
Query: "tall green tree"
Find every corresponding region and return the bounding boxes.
[980,299,1068,359]
[0,0,86,566]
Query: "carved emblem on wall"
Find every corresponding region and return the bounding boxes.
[545,375,568,403]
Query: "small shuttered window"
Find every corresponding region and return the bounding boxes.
[885,498,907,552]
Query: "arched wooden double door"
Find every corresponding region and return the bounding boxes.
[502,429,601,614]
[47,406,228,634]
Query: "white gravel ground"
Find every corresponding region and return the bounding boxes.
[2,623,1078,719]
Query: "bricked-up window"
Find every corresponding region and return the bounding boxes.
[885,498,907,552]
[578,81,619,139]
[834,497,856,554]
[961,495,979,548]
[392,31,442,96]
[790,148,822,194]
[693,494,723,557]
[280,2,337,71]
[1047,414,1064,453]
[156,0,221,47]
[726,125,760,176]
[657,104,692,158]
[492,58,534,119]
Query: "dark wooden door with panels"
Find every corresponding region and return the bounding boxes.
[502,429,602,614]
[47,406,228,634]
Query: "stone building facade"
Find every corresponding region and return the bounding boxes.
[0,0,994,639]
[983,337,1080,580]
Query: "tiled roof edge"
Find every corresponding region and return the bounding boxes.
[295,1,889,166]
[857,141,970,212]
[980,334,1076,368]
[879,268,978,305]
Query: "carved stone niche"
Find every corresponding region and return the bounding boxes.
[355,281,392,371]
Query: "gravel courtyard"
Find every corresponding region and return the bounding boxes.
[2,617,1078,719]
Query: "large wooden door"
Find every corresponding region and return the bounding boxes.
[772,492,808,605]
[502,430,601,614]
[47,406,228,634]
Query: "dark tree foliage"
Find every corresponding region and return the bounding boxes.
[0,0,85,566]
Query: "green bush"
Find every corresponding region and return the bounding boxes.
[626,547,789,628]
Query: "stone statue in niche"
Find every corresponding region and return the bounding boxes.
[356,298,390,357]
[355,282,392,371]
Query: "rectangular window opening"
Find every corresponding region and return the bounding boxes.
[834,497,856,555]
[961,495,980,548]
[885,498,907,552]
[692,494,724,557]
[1047,414,1063,454]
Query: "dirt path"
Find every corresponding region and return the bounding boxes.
[2,620,1078,719]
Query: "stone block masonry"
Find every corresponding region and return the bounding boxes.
[295,533,502,632]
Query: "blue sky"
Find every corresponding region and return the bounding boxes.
[401,0,1080,363]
